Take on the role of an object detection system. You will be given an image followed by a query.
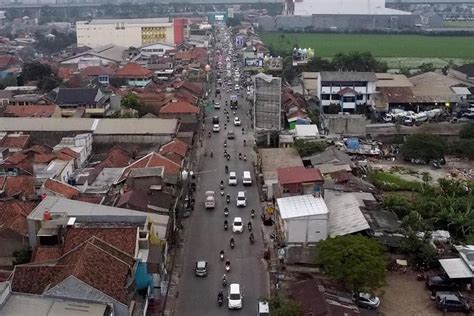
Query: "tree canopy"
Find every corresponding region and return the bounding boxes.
[121,92,151,117]
[21,61,62,92]
[269,296,302,316]
[315,235,386,295]
[400,133,446,162]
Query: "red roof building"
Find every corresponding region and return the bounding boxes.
[159,99,200,122]
[277,166,324,196]
[0,175,36,198]
[4,105,61,118]
[115,62,153,78]
[43,178,81,199]
[119,152,181,182]
[0,134,30,152]
[159,138,189,159]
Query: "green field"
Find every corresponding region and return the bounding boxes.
[444,20,474,28]
[261,32,474,59]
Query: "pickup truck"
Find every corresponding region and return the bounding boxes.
[205,191,215,209]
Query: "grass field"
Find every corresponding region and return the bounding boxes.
[444,20,474,28]
[261,32,474,59]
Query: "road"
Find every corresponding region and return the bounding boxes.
[175,29,269,316]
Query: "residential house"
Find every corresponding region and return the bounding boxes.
[125,167,165,192]
[95,146,133,169]
[80,65,113,85]
[450,64,474,84]
[0,201,37,260]
[119,152,182,182]
[52,87,112,117]
[60,45,126,69]
[301,146,353,177]
[42,178,81,199]
[3,105,62,118]
[159,98,200,123]
[0,55,20,79]
[0,133,30,153]
[277,166,324,197]
[301,72,319,96]
[258,148,304,201]
[0,175,36,199]
[114,62,153,88]
[294,125,319,140]
[317,71,377,113]
[177,80,204,99]
[53,133,93,167]
[147,55,175,80]
[159,138,189,164]
[8,94,51,106]
[116,189,174,215]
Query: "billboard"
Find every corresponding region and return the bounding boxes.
[235,35,245,48]
[245,58,263,68]
[264,57,283,71]
[292,48,315,66]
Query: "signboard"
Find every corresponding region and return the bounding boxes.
[235,35,245,48]
[292,48,315,66]
[215,15,225,21]
[245,58,263,68]
[264,57,283,71]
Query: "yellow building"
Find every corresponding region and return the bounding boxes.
[76,18,175,49]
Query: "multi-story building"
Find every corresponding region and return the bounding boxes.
[253,73,282,131]
[76,18,186,49]
[317,71,377,113]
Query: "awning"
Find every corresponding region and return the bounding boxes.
[439,258,473,279]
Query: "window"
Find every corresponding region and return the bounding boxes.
[356,94,363,101]
[343,96,355,102]
[321,94,330,100]
[331,94,339,100]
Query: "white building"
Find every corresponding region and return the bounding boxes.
[253,73,282,131]
[292,0,410,16]
[76,18,175,49]
[317,71,377,113]
[277,194,329,245]
[53,133,93,167]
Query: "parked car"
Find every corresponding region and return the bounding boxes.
[426,275,457,292]
[232,217,243,233]
[356,292,380,310]
[436,292,470,313]
[195,260,208,276]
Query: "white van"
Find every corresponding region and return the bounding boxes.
[228,283,243,309]
[243,171,252,186]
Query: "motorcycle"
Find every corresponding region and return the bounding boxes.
[224,221,228,230]
[249,233,255,244]
[251,209,255,218]
[220,190,224,196]
[220,250,225,261]
[226,195,230,204]
[225,260,231,271]
[230,239,234,249]
[243,155,247,161]
[224,207,229,217]
[208,132,211,138]
[243,140,246,147]
[239,153,242,160]
[218,293,224,306]
[248,222,252,232]
[220,182,224,190]
[225,165,229,173]
[222,277,227,287]
[226,154,230,161]
[210,151,213,158]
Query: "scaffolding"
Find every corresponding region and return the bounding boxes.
[253,73,282,131]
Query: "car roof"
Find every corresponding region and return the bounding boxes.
[436,292,460,300]
[234,217,242,221]
[196,260,207,267]
[238,191,245,196]
[258,301,269,312]
[229,172,236,176]
[229,283,240,292]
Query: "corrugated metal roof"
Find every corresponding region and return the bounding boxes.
[439,258,473,279]
[277,195,329,219]
[324,190,371,237]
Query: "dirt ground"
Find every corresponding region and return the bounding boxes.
[380,271,471,316]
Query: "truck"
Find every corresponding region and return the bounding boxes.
[205,191,215,209]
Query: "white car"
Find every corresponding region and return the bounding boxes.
[357,293,380,309]
[236,191,246,207]
[233,117,241,126]
[228,172,237,185]
[228,283,243,309]
[213,124,220,132]
[232,217,243,233]
[214,102,220,109]
[234,85,240,91]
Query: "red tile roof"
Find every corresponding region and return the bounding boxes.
[120,152,181,181]
[159,138,189,158]
[44,178,81,199]
[96,146,132,169]
[277,166,323,185]
[62,227,137,256]
[0,55,19,69]
[0,200,37,236]
[54,147,80,160]
[57,67,74,80]
[175,51,192,61]
[33,246,62,262]
[159,100,200,114]
[2,175,35,197]
[81,65,113,77]
[115,62,153,78]
[181,81,203,96]
[12,237,135,305]
[0,134,30,149]
[4,105,58,118]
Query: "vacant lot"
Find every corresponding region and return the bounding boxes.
[261,32,474,59]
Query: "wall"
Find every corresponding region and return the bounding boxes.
[93,134,173,144]
[286,215,328,243]
[0,229,27,257]
[127,176,163,191]
[294,0,391,15]
[321,113,367,136]
[159,112,198,123]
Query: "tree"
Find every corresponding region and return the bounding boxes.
[293,139,326,157]
[12,247,32,265]
[121,92,150,117]
[400,133,446,162]
[22,61,54,82]
[315,235,386,298]
[459,122,474,139]
[418,62,435,73]
[269,296,302,316]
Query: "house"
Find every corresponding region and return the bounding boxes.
[114,62,153,87]
[119,152,182,183]
[0,133,30,153]
[277,166,324,197]
[277,194,329,247]
[80,65,113,85]
[294,124,319,140]
[317,71,377,113]
[450,64,474,84]
[439,245,474,284]
[60,45,126,69]
[159,138,189,164]
[52,87,112,118]
[116,189,174,215]
[301,72,319,95]
[159,99,200,122]
[288,279,360,316]
[125,167,165,192]
[53,133,93,167]
[0,175,36,199]
[3,105,61,118]
[95,146,133,169]
[302,146,353,177]
[0,55,20,79]
[259,148,304,201]
[8,93,51,106]
[0,201,37,260]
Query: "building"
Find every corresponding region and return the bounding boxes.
[76,18,181,49]
[253,73,282,131]
[60,45,127,69]
[277,194,329,245]
[52,87,112,117]
[317,71,377,113]
[277,166,324,197]
[289,0,410,15]
[3,105,61,118]
[159,99,200,123]
[450,64,474,84]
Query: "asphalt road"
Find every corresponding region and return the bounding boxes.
[175,32,269,316]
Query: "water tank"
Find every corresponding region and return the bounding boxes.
[43,211,52,221]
